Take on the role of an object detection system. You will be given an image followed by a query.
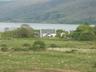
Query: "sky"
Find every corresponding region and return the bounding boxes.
[0,0,12,1]
[0,0,49,8]
[0,0,49,3]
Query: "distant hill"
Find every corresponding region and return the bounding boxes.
[0,0,96,24]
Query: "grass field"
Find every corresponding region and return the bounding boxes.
[0,38,96,72]
[0,38,95,49]
[0,51,96,72]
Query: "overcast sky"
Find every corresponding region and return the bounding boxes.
[0,0,12,1]
[0,0,42,2]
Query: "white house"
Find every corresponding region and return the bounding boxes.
[40,29,56,38]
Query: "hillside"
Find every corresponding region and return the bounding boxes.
[0,0,96,24]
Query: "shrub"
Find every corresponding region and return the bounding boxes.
[49,43,59,48]
[0,44,8,52]
[22,43,31,50]
[92,63,96,68]
[32,40,46,51]
[13,43,32,51]
[65,49,77,53]
[14,48,21,51]
[22,43,31,47]
[14,47,29,51]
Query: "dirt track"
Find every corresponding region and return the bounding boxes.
[47,48,96,53]
[17,69,80,72]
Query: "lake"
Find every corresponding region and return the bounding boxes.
[0,22,79,32]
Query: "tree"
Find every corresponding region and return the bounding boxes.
[1,24,34,38]
[16,24,34,38]
[93,25,96,35]
[71,23,96,41]
[1,27,12,39]
[56,29,64,38]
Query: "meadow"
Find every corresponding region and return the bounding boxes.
[0,51,96,72]
[0,38,95,49]
[0,38,96,72]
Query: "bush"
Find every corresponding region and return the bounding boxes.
[22,43,31,47]
[22,43,31,50]
[14,48,22,51]
[14,47,28,51]
[32,40,46,51]
[49,43,59,48]
[0,44,8,52]
[65,49,77,53]
[92,63,96,68]
[13,43,32,51]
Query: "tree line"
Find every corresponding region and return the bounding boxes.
[1,23,96,41]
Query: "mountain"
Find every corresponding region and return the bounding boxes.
[0,0,96,24]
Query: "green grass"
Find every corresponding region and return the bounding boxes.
[0,38,96,72]
[0,51,96,72]
[0,38,95,49]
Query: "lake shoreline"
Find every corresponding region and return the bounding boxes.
[0,22,79,32]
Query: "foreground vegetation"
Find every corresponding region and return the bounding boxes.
[0,38,96,72]
[0,23,96,72]
[0,38,96,50]
[0,51,96,72]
